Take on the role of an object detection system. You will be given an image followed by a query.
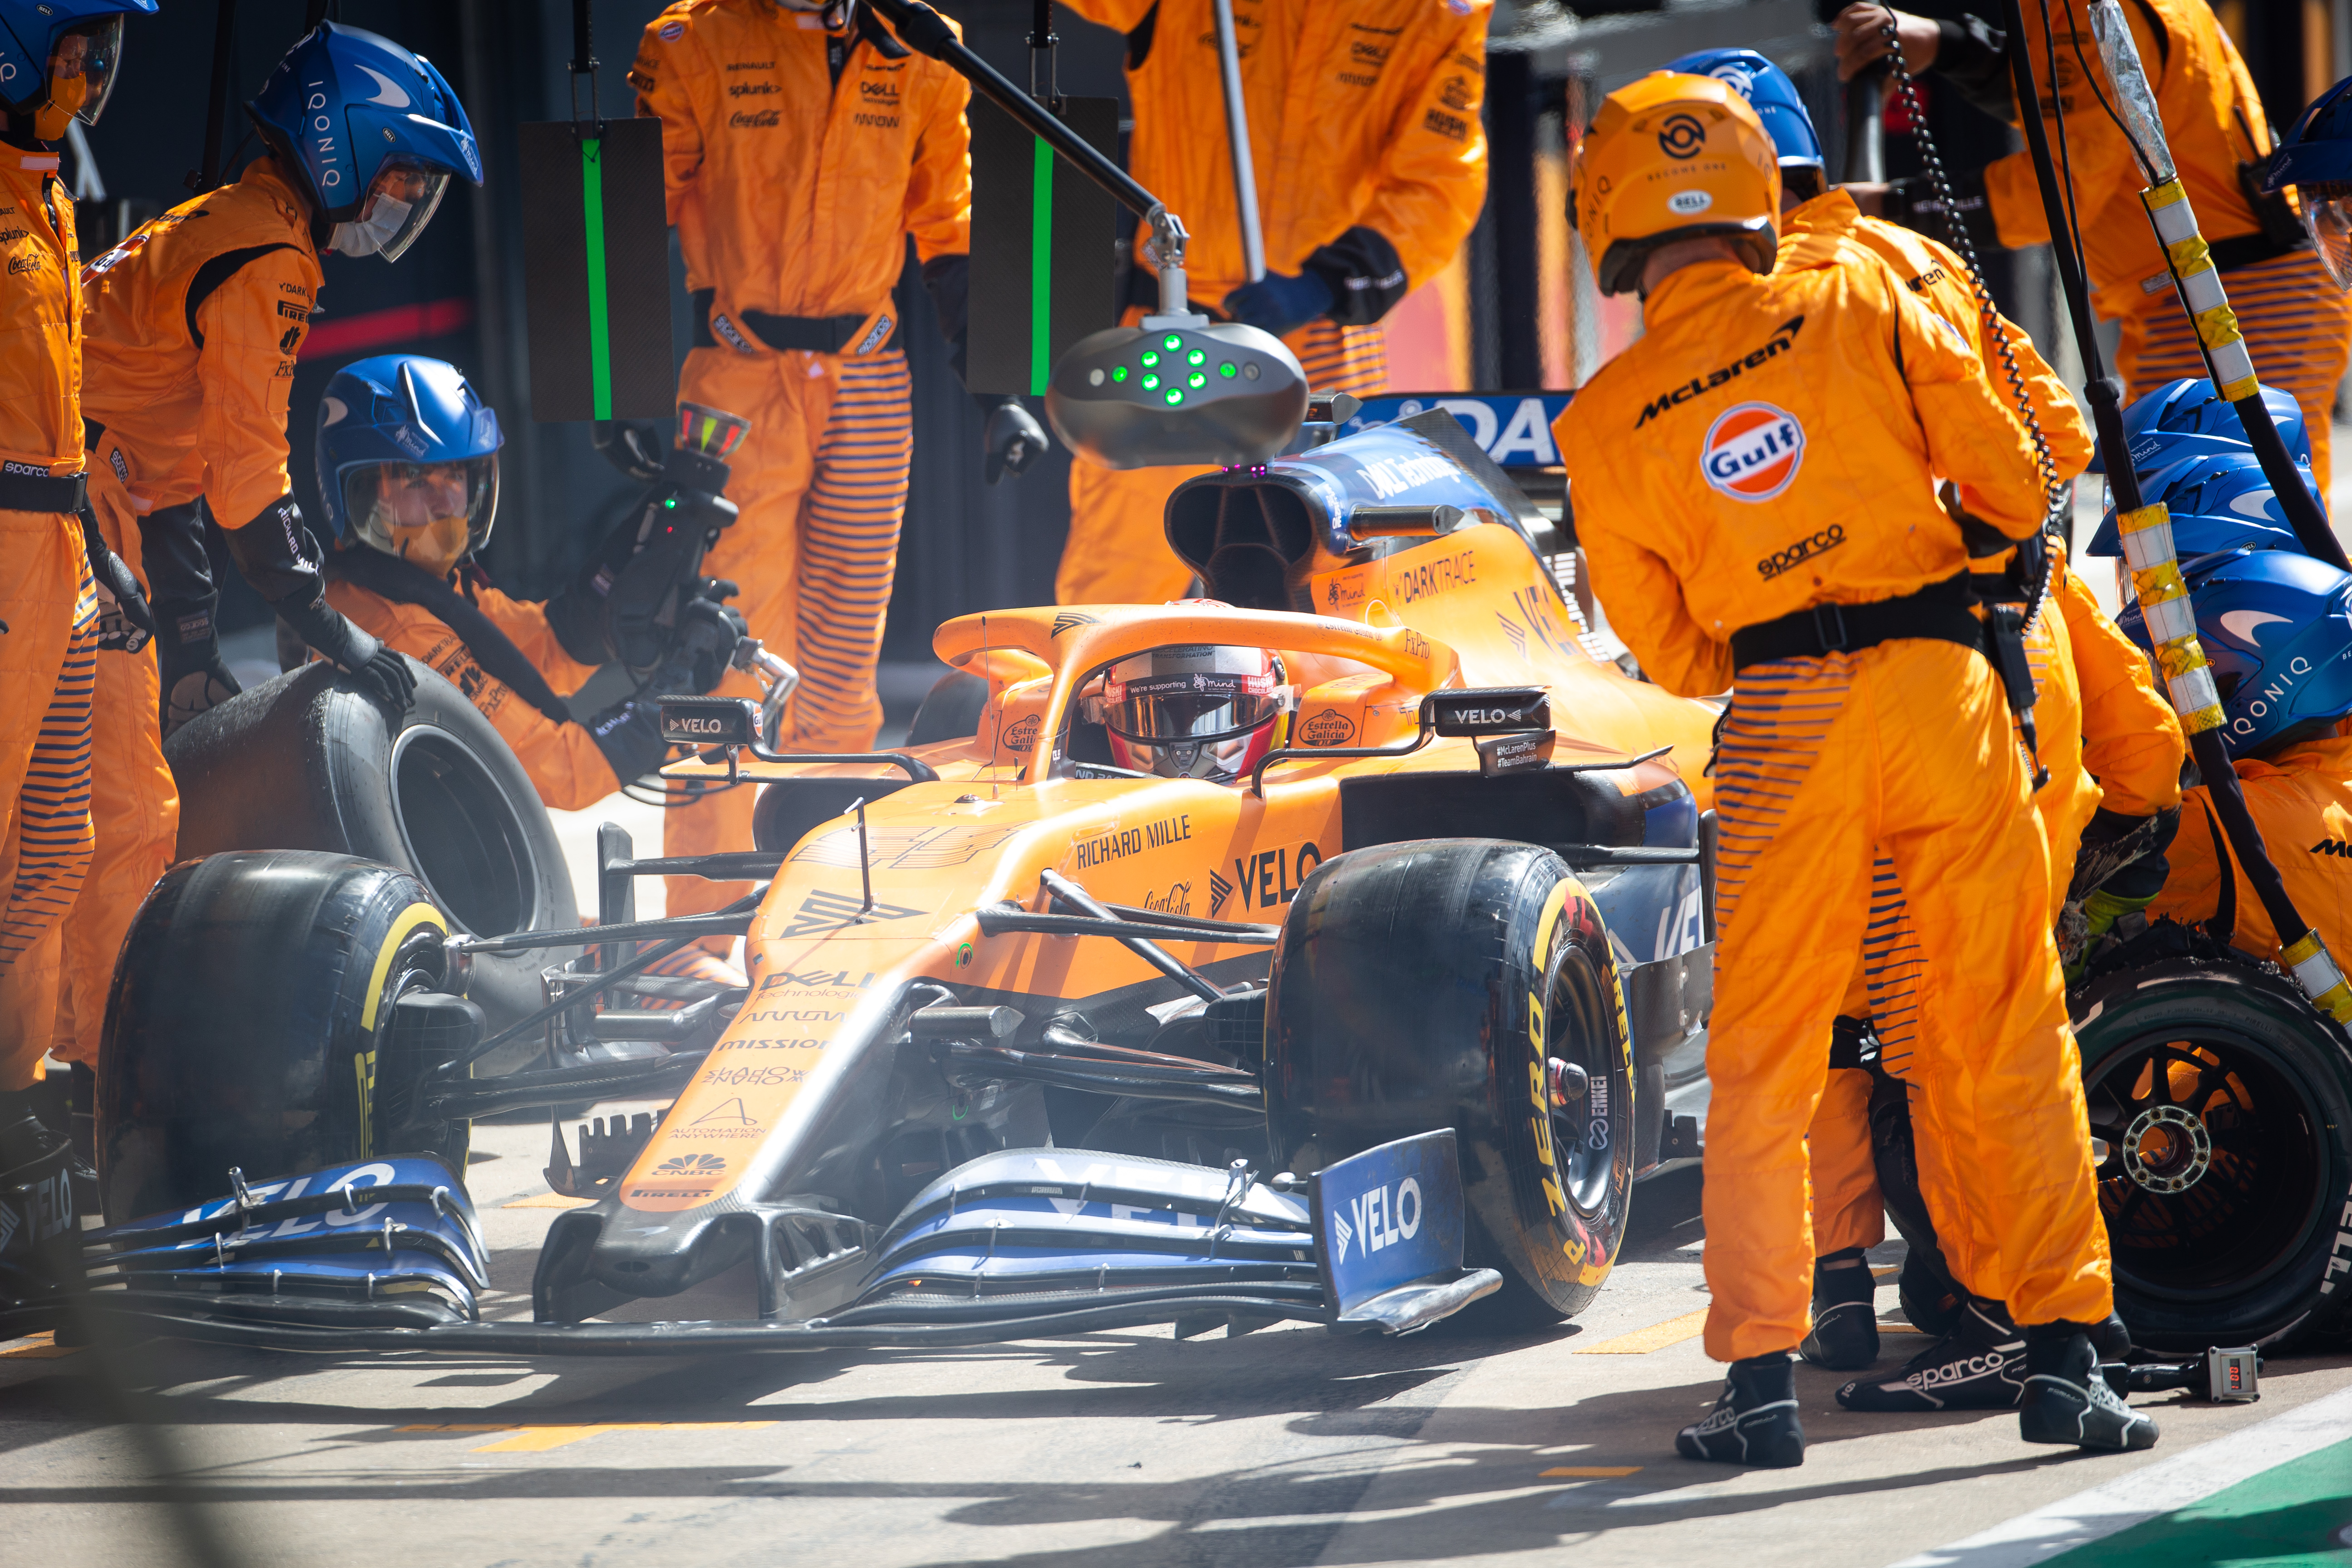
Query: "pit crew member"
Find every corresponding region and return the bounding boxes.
[1833,2,2352,490]
[1556,72,2146,1464]
[58,22,480,1073]
[631,0,1045,931]
[1052,0,1491,606]
[0,0,149,1109]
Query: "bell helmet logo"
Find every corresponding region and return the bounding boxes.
[1701,402,1806,502]
[1667,190,1713,215]
[1658,113,1706,159]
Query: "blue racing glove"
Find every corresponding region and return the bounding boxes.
[1220,270,1334,341]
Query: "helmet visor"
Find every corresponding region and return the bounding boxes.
[2303,189,2352,293]
[344,454,498,574]
[1101,666,1284,782]
[363,161,452,263]
[49,16,124,127]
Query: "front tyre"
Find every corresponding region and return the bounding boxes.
[2073,956,2352,1349]
[1266,840,1637,1323]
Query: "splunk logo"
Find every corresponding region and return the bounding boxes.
[1702,402,1805,503]
[2230,654,2318,740]
[1328,1176,1422,1264]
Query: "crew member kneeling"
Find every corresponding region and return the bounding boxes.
[314,355,747,985]
[1555,73,2149,1465]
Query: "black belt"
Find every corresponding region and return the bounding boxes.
[0,466,87,513]
[2210,230,2306,274]
[692,289,893,354]
[1730,573,1981,671]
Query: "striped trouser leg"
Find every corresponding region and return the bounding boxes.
[2117,248,2352,491]
[0,535,96,1087]
[1294,321,1389,400]
[789,349,914,754]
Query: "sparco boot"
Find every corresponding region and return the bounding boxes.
[1799,1248,1880,1370]
[1838,1297,2024,1411]
[2018,1324,2159,1451]
[1676,1352,1804,1468]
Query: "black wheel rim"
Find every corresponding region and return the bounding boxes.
[2083,1024,2327,1304]
[1544,945,1620,1217]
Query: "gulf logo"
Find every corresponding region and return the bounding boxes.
[1700,402,1805,502]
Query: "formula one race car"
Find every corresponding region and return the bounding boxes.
[1,407,1726,1355]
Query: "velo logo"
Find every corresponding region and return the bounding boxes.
[1700,402,1806,503]
[1657,112,1705,159]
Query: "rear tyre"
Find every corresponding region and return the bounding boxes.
[166,658,577,1055]
[2072,956,2352,1349]
[1266,839,1637,1324]
[98,851,459,1223]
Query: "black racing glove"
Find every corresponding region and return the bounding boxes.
[980,398,1049,485]
[78,510,154,653]
[587,691,671,786]
[154,593,241,740]
[671,588,747,696]
[276,590,417,714]
[587,637,707,785]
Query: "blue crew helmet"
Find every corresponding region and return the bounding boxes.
[247,21,481,261]
[2085,450,2325,560]
[1661,47,1825,202]
[2118,548,2352,757]
[316,355,502,575]
[2090,377,2311,477]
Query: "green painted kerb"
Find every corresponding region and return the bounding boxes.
[2035,1436,2352,1567]
[1030,136,1053,397]
[581,137,613,421]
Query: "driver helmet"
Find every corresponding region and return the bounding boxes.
[316,354,502,576]
[1095,637,1295,783]
[0,0,153,142]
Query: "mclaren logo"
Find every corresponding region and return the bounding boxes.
[1635,316,1804,428]
[1052,612,1098,637]
[776,888,925,938]
[2311,839,2352,857]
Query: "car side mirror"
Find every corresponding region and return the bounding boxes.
[1421,687,1551,737]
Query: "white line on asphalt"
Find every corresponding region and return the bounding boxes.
[1886,1381,2352,1568]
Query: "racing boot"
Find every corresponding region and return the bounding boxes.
[2019,1323,2160,1451]
[1838,1296,2024,1411]
[1676,1352,1804,1468]
[1798,1247,1879,1370]
[1898,1247,1965,1338]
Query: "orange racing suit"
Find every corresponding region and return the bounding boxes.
[1957,0,2352,487]
[633,0,969,927]
[0,142,98,1089]
[1557,247,2113,1359]
[1054,0,1490,605]
[1786,198,2185,1298]
[59,155,328,1068]
[2151,722,2352,963]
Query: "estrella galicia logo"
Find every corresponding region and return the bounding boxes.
[655,1152,726,1175]
[1657,113,1706,159]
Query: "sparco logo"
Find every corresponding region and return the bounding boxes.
[1904,1351,2011,1390]
[1703,402,1806,504]
[1637,316,1804,427]
[1757,524,1845,580]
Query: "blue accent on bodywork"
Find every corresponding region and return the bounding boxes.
[1339,394,1573,468]
[1311,1129,1466,1316]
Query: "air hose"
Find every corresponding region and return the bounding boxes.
[1993,0,2352,1020]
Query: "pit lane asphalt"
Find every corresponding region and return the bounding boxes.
[5,1113,2348,1568]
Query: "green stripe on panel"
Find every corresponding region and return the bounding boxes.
[581,138,613,421]
[1030,136,1053,397]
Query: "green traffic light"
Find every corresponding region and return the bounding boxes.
[1141,350,1159,367]
[1163,333,1182,350]
[1142,373,1160,389]
[1189,372,1206,388]
[1187,349,1205,366]
[663,496,677,510]
[1111,365,1129,382]
[1164,388,1185,405]
[1219,362,1237,378]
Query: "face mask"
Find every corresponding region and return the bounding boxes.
[31,70,87,142]
[329,192,413,259]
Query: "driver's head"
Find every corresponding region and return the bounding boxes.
[1098,642,1294,783]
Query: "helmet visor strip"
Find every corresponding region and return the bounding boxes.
[2300,186,2352,294]
[364,160,452,262]
[49,15,124,127]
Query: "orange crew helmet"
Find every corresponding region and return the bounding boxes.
[1571,72,1782,297]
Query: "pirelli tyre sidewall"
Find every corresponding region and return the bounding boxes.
[2072,956,2352,1349]
[99,851,455,1224]
[1266,839,1637,1324]
[165,657,578,1058]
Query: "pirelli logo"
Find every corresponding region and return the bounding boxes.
[1637,315,1804,428]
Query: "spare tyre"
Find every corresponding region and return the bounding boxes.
[166,657,578,1057]
[1265,839,1638,1325]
